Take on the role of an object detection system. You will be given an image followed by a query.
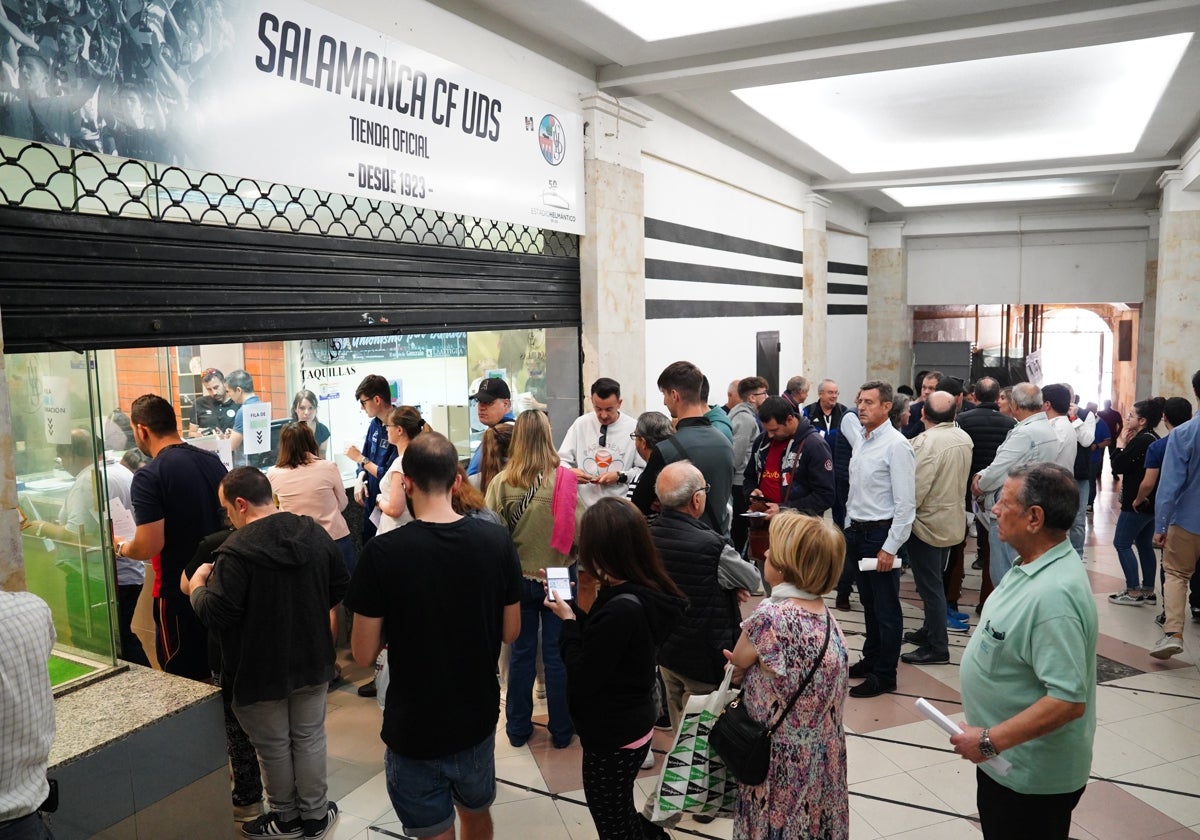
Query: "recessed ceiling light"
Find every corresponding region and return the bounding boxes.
[735,33,1193,173]
[884,178,1110,207]
[579,0,893,41]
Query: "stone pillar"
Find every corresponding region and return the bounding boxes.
[1151,172,1200,398]
[1136,212,1158,401]
[866,221,910,387]
[0,312,25,591]
[578,93,649,416]
[802,194,831,384]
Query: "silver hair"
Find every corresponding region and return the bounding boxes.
[656,460,705,510]
[1011,382,1043,412]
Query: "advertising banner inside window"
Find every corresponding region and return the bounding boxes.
[0,0,585,233]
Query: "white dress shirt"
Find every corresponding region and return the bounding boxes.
[840,412,916,555]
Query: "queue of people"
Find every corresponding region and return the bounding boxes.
[10,361,1200,840]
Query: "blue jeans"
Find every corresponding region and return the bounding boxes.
[1071,480,1089,558]
[507,577,573,746]
[848,524,901,682]
[989,519,1018,587]
[1114,510,1156,590]
[385,733,496,838]
[0,814,52,840]
[335,535,357,577]
[905,535,949,657]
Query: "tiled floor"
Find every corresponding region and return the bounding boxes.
[273,479,1200,839]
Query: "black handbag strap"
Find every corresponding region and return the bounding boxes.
[765,610,832,734]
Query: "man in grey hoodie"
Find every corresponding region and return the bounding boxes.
[729,376,769,552]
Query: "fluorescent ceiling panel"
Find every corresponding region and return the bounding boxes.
[884,178,1111,207]
[579,0,892,41]
[735,33,1193,173]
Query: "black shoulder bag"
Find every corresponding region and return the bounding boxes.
[710,610,832,786]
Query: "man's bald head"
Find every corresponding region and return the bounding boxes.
[923,390,958,426]
[656,460,707,515]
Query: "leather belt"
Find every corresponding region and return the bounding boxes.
[848,518,893,532]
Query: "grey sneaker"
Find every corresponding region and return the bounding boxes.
[1108,590,1146,606]
[302,802,338,840]
[1150,634,1184,660]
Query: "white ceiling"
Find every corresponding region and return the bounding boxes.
[430,0,1200,216]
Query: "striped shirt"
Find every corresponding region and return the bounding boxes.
[0,591,56,822]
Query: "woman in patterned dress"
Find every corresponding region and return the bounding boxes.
[727,512,849,840]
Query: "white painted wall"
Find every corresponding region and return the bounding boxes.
[642,152,805,403]
[907,229,1149,305]
[826,231,869,391]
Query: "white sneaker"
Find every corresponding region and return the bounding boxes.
[641,750,656,769]
[1108,590,1146,606]
[1150,634,1184,660]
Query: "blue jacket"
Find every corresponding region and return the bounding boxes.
[743,417,835,516]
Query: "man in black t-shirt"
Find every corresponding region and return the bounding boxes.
[347,433,521,840]
[116,394,227,681]
[190,367,238,436]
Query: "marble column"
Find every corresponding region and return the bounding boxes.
[866,221,910,387]
[802,194,831,384]
[578,92,649,416]
[1136,212,1158,401]
[1151,172,1200,398]
[0,311,25,591]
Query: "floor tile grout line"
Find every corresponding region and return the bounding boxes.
[1100,684,1200,701]
[848,731,959,754]
[1094,775,1200,800]
[849,789,978,823]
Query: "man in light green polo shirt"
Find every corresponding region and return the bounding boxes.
[952,462,1097,839]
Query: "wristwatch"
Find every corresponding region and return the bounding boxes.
[979,728,999,759]
[358,457,367,467]
[617,472,628,484]
[115,541,125,558]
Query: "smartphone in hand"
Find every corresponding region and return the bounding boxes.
[546,567,572,602]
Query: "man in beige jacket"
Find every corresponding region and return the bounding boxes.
[901,391,973,664]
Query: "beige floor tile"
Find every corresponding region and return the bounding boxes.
[857,719,962,773]
[1114,761,1200,828]
[850,772,958,835]
[492,793,571,839]
[848,806,882,839]
[336,770,392,824]
[1072,781,1192,840]
[847,735,906,783]
[908,758,980,816]
[1091,725,1176,777]
[321,811,370,840]
[1096,684,1166,725]
[1106,713,1200,762]
[886,818,984,840]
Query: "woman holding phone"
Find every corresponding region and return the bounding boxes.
[545,497,685,840]
[486,409,584,750]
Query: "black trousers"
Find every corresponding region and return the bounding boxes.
[581,743,663,839]
[977,768,1085,840]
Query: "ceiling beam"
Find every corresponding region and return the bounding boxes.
[815,159,1182,191]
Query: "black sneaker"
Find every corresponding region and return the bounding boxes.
[302,802,338,839]
[1155,611,1166,628]
[903,628,929,646]
[241,812,302,839]
[1193,607,1200,623]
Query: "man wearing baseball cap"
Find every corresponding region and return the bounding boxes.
[466,378,515,477]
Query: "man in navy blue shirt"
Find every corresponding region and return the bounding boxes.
[344,375,396,544]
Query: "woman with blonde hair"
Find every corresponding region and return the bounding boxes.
[727,512,849,840]
[374,406,427,534]
[486,409,584,749]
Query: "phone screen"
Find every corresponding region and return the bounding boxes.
[546,567,572,602]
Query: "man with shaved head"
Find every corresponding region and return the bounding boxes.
[901,392,974,664]
[651,461,761,727]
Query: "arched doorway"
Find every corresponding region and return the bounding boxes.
[1038,308,1114,405]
